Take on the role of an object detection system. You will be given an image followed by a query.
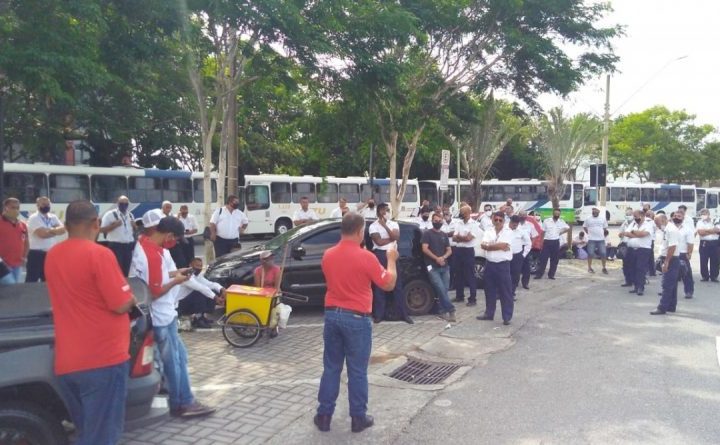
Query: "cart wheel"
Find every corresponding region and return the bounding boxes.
[268,326,279,338]
[222,310,261,348]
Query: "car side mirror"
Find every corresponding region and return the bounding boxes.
[292,246,306,260]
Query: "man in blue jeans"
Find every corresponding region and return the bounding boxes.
[316,213,398,433]
[421,212,456,322]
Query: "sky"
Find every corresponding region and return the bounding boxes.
[538,0,720,130]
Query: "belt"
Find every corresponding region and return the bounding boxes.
[325,306,371,317]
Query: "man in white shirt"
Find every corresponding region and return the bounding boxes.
[178,204,199,274]
[696,208,720,282]
[476,211,514,325]
[583,206,609,274]
[417,206,433,230]
[452,205,482,306]
[652,213,681,315]
[508,215,531,299]
[100,195,136,276]
[517,211,538,290]
[26,196,66,282]
[293,196,319,227]
[177,257,226,329]
[621,210,655,296]
[478,204,494,231]
[161,201,173,217]
[209,195,249,257]
[673,209,695,299]
[534,208,569,280]
[357,199,377,219]
[330,197,353,218]
[369,203,412,324]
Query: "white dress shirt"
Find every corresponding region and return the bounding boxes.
[101,208,135,243]
[441,220,457,247]
[675,222,694,254]
[293,208,319,223]
[27,212,63,251]
[583,215,608,241]
[417,218,433,230]
[369,220,399,251]
[130,244,179,327]
[178,271,223,300]
[511,228,531,256]
[696,219,719,241]
[179,214,198,234]
[330,205,357,218]
[542,217,569,241]
[358,206,377,219]
[519,222,538,240]
[453,219,482,248]
[482,227,514,262]
[478,213,494,231]
[660,223,681,257]
[210,207,249,239]
[626,219,655,249]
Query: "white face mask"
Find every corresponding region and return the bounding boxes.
[485,211,492,217]
[702,215,710,221]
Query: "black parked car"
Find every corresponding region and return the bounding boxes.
[205,219,485,315]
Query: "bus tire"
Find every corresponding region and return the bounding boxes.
[275,218,293,235]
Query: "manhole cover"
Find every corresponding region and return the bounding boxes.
[388,359,462,385]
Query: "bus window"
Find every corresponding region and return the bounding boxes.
[129,177,162,203]
[641,187,654,203]
[271,182,291,203]
[459,185,473,204]
[626,187,640,202]
[2,173,47,203]
[707,193,718,209]
[193,178,217,203]
[561,184,572,201]
[573,184,583,209]
[404,185,418,203]
[419,182,438,207]
[246,185,270,211]
[317,183,338,203]
[610,187,625,202]
[339,184,360,203]
[696,189,706,212]
[681,188,694,203]
[668,188,681,202]
[292,182,316,203]
[49,174,89,203]
[536,184,547,201]
[162,178,192,202]
[91,175,127,203]
[437,187,454,207]
[584,188,597,206]
[655,188,669,201]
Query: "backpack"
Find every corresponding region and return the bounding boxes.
[202,208,222,240]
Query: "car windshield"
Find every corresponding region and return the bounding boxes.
[263,221,333,251]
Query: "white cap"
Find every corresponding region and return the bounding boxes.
[141,209,165,228]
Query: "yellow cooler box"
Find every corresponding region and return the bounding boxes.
[225,285,277,326]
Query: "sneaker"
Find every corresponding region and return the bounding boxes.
[602,268,608,274]
[177,317,194,332]
[191,316,213,329]
[171,401,215,418]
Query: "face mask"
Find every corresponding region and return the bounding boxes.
[519,217,526,223]
[432,221,443,230]
[192,268,202,276]
[634,218,642,224]
[485,211,492,217]
[231,202,240,210]
[368,203,375,209]
[162,237,177,249]
[702,215,710,220]
[553,215,560,220]
[673,218,683,225]
[39,206,50,214]
[592,212,599,217]
[421,215,429,221]
[118,203,129,212]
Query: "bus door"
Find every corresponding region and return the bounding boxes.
[245,183,272,234]
[696,188,706,213]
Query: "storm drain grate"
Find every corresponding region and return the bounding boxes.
[388,359,462,385]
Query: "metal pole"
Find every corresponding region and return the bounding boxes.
[456,142,461,208]
[368,143,374,201]
[0,90,5,200]
[600,74,610,207]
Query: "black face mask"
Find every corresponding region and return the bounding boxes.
[519,217,526,223]
[231,202,240,210]
[673,218,683,225]
[422,215,429,221]
[118,203,129,212]
[432,221,443,230]
[634,218,642,224]
[192,268,202,276]
[368,203,375,209]
[39,206,50,214]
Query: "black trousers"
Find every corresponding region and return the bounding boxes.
[169,241,189,269]
[108,242,135,277]
[679,253,694,297]
[647,241,656,276]
[699,239,719,280]
[483,261,513,322]
[372,250,407,320]
[214,237,239,258]
[510,252,524,294]
[622,246,636,285]
[520,250,533,288]
[178,291,217,316]
[454,247,477,302]
[632,247,651,292]
[658,257,680,312]
[25,249,47,282]
[183,238,196,265]
[536,239,560,278]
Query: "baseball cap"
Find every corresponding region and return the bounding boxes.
[259,250,273,260]
[141,209,164,228]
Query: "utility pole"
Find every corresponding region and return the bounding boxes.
[600,74,610,207]
[226,61,238,197]
[456,141,461,208]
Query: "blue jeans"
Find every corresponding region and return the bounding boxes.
[427,265,455,314]
[0,266,22,285]
[57,361,129,445]
[154,317,194,410]
[317,309,372,417]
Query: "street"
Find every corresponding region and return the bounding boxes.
[120,250,720,445]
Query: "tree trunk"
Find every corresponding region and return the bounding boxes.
[384,131,399,219]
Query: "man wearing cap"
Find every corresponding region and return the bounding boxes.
[254,251,282,289]
[583,206,609,274]
[315,213,398,433]
[100,195,136,276]
[209,195,249,257]
[131,211,215,418]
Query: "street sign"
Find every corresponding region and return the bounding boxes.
[441,149,451,167]
[440,167,449,190]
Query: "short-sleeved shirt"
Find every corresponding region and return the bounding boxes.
[101,209,135,243]
[254,265,281,288]
[417,218,433,231]
[676,222,695,254]
[482,227,514,262]
[359,206,377,219]
[511,228,531,255]
[421,229,450,266]
[478,214,494,231]
[441,220,456,247]
[45,239,133,375]
[542,218,569,241]
[131,237,179,327]
[322,239,392,314]
[0,216,28,267]
[179,214,198,234]
[210,207,249,240]
[626,220,655,249]
[369,220,400,251]
[293,208,319,223]
[27,212,63,251]
[583,215,608,241]
[696,219,719,241]
[453,219,481,248]
[660,223,681,257]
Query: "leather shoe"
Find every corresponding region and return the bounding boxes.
[522,285,529,290]
[503,320,511,325]
[476,314,493,321]
[701,278,709,282]
[314,414,331,432]
[466,300,477,307]
[403,316,414,325]
[620,283,632,287]
[351,415,374,433]
[650,309,667,315]
[712,279,719,283]
[628,289,637,294]
[685,295,693,299]
[453,297,465,303]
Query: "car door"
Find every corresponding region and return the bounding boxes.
[283,226,341,301]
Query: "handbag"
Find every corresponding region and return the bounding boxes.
[616,242,628,260]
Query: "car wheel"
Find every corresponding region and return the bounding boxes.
[474,257,486,288]
[404,279,435,316]
[275,218,293,235]
[0,401,68,445]
[528,251,540,275]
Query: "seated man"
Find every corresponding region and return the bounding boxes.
[177,257,226,329]
[254,251,281,289]
[605,229,617,260]
[572,231,589,259]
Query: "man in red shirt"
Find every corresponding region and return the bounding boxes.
[315,213,398,434]
[0,197,29,285]
[45,200,136,445]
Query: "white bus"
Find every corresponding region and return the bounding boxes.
[695,187,720,220]
[418,178,584,223]
[2,162,218,233]
[240,175,420,235]
[578,182,701,224]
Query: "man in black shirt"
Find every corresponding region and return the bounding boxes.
[421,213,456,322]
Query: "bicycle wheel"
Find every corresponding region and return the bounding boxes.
[222,310,261,348]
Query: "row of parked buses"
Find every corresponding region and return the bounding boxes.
[4,163,719,234]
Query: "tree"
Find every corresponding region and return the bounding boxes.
[538,108,601,209]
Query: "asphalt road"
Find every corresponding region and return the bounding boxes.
[394,261,720,445]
